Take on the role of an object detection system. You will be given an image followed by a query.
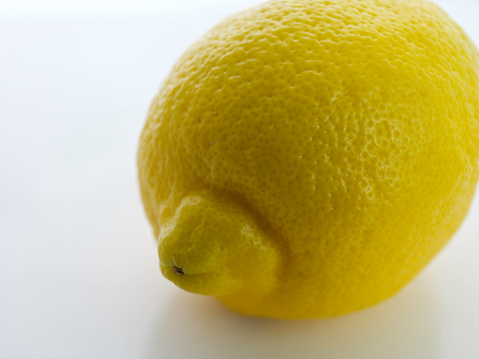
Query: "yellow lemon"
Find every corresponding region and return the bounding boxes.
[138,0,479,318]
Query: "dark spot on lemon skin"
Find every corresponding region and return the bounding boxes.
[173,266,185,275]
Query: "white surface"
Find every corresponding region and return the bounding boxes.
[1,1,479,358]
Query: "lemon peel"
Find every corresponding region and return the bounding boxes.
[138,0,479,318]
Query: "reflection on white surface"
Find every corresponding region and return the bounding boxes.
[0,1,479,358]
[152,276,439,359]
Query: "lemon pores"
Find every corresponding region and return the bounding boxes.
[138,0,479,318]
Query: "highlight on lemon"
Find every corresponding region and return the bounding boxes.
[138,0,479,319]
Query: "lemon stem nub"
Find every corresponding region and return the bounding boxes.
[173,266,185,275]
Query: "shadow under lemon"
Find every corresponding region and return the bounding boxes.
[148,274,439,359]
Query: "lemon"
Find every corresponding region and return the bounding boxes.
[138,0,479,318]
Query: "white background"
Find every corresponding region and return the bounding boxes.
[1,1,479,358]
